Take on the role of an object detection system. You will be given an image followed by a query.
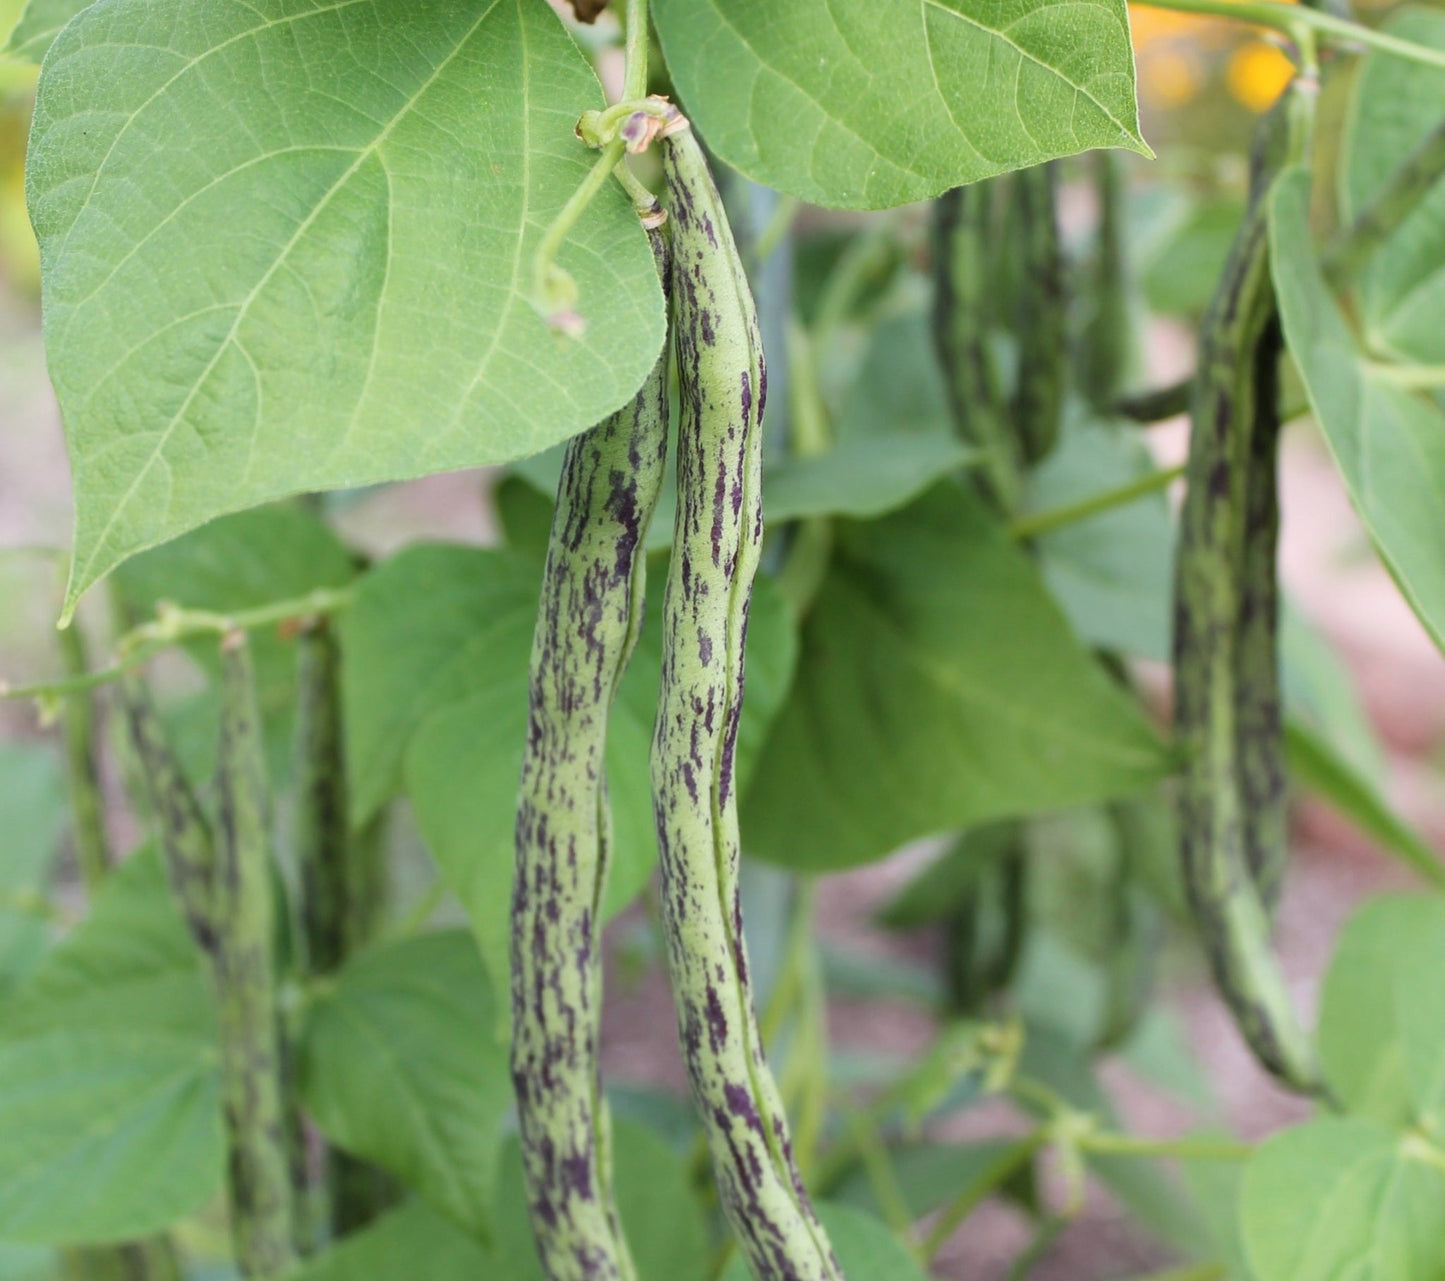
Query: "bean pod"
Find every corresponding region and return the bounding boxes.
[1011,162,1066,466]
[652,116,843,1281]
[931,181,1017,510]
[511,215,672,1281]
[1172,94,1320,1093]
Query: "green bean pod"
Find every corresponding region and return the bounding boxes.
[121,643,299,1274]
[510,215,672,1281]
[1011,162,1066,466]
[653,118,843,1281]
[1172,96,1319,1093]
[931,181,1018,510]
[214,636,301,1275]
[1081,151,1131,413]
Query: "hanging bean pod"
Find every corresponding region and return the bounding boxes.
[511,213,672,1281]
[1172,95,1320,1093]
[652,115,844,1281]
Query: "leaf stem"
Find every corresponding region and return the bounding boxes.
[1078,1132,1252,1161]
[2,586,354,702]
[532,136,627,325]
[1136,0,1445,71]
[1008,464,1185,541]
[919,1131,1047,1261]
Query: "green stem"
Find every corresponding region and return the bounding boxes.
[1328,117,1445,286]
[621,0,649,101]
[3,587,353,702]
[919,1131,1046,1262]
[1078,1132,1252,1162]
[1008,465,1185,541]
[1137,0,1445,71]
[532,137,627,321]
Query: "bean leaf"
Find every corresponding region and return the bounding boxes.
[1270,167,1445,655]
[742,484,1171,871]
[298,930,510,1237]
[28,0,666,617]
[1318,894,1445,1132]
[0,1030,222,1244]
[1242,1117,1445,1281]
[652,0,1148,210]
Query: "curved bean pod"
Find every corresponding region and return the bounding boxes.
[1172,94,1320,1093]
[653,117,844,1281]
[511,215,672,1281]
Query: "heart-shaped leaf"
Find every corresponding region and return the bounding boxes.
[29,0,666,616]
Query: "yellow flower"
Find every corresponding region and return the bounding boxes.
[1227,40,1295,112]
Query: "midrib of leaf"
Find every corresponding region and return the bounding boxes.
[68,0,506,601]
[920,0,1138,144]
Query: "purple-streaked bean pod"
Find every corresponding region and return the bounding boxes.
[652,114,844,1281]
[510,211,672,1281]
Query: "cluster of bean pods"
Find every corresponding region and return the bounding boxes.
[512,104,842,1280]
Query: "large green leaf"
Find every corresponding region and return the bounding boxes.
[0,1029,222,1244]
[1270,168,1445,655]
[1242,1118,1445,1281]
[1317,895,1445,1132]
[1340,7,1445,366]
[28,0,666,617]
[651,0,1147,210]
[2,0,86,61]
[401,560,796,994]
[742,484,1171,871]
[0,744,67,992]
[279,1201,489,1280]
[488,1122,711,1281]
[298,930,510,1236]
[2,846,211,1044]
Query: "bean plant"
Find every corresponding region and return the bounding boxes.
[1,0,1445,1277]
